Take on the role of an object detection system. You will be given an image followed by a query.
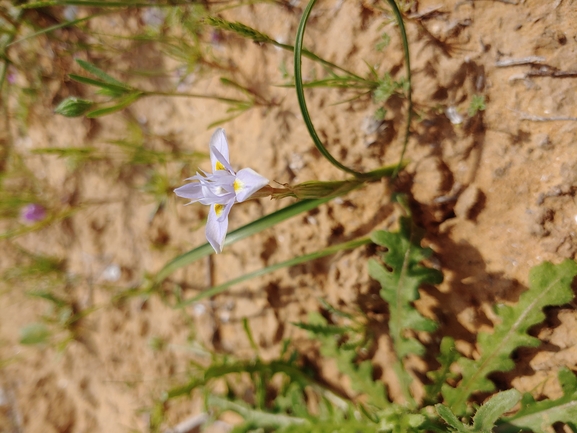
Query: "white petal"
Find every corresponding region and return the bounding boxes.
[209,128,232,172]
[205,201,233,254]
[234,168,269,202]
[174,182,204,203]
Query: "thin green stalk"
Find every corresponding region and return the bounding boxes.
[178,237,371,305]
[207,395,307,428]
[143,91,251,106]
[385,0,413,178]
[7,12,110,47]
[19,1,191,8]
[294,0,364,177]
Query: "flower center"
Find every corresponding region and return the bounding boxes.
[214,203,224,216]
[233,178,243,192]
[215,161,226,171]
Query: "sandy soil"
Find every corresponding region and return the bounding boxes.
[2,0,577,431]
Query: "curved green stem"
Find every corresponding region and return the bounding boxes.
[386,0,413,178]
[294,0,364,177]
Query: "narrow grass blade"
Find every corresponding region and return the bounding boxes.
[154,197,333,283]
[178,237,370,305]
[75,59,127,87]
[69,74,130,94]
[294,0,363,177]
[7,13,108,47]
[86,92,142,117]
[19,1,189,8]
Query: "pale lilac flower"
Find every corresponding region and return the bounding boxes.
[7,67,16,85]
[175,128,269,253]
[20,204,46,224]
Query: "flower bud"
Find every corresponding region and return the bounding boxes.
[55,97,94,117]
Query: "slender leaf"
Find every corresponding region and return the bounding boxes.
[86,92,142,117]
[68,74,130,96]
[425,337,461,405]
[178,237,370,305]
[155,197,333,283]
[7,13,107,47]
[20,1,190,9]
[20,323,51,345]
[75,59,128,87]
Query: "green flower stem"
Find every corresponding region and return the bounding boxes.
[143,91,252,106]
[385,0,413,178]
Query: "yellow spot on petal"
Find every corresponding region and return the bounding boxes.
[233,179,244,192]
[215,161,226,171]
[214,204,224,216]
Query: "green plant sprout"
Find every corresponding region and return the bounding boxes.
[468,94,486,117]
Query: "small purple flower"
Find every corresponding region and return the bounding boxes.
[21,204,47,224]
[175,128,269,253]
[7,68,16,85]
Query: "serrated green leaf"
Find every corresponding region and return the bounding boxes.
[308,313,390,409]
[496,367,577,433]
[368,217,442,405]
[292,321,349,336]
[443,260,577,415]
[435,404,471,432]
[425,337,461,404]
[369,218,442,353]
